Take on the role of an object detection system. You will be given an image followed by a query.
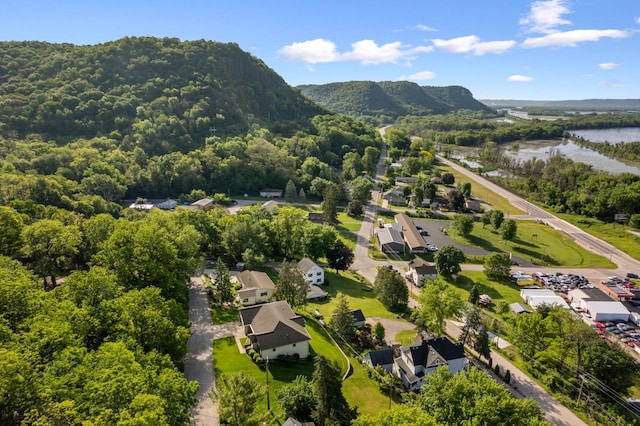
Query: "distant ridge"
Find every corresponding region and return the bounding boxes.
[298,81,492,122]
[480,99,640,110]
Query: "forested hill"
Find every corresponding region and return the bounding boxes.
[298,81,492,123]
[0,37,326,151]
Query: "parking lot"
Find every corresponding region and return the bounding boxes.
[411,218,535,267]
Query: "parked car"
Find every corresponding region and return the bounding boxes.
[627,272,639,279]
[427,244,438,252]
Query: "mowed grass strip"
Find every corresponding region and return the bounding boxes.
[306,271,401,321]
[337,212,364,232]
[448,220,615,268]
[556,212,640,263]
[436,164,526,215]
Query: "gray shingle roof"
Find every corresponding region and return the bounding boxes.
[237,270,275,290]
[298,257,320,274]
[239,301,311,350]
[365,348,395,367]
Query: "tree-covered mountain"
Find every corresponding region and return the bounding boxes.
[298,81,492,124]
[0,37,326,152]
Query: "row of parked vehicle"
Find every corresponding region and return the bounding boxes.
[593,320,640,347]
[533,271,592,293]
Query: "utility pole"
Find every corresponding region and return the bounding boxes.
[266,356,270,411]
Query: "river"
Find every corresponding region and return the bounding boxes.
[569,127,640,144]
[503,138,640,176]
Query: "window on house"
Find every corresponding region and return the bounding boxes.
[308,273,313,277]
[259,292,267,296]
[242,299,248,303]
[292,343,296,347]
[316,272,321,276]
[273,348,276,351]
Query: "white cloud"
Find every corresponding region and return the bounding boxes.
[599,81,625,88]
[473,40,517,55]
[412,24,437,32]
[278,39,432,65]
[599,62,620,70]
[277,39,339,63]
[508,75,534,82]
[636,17,640,24]
[522,29,631,48]
[399,71,437,81]
[432,35,515,55]
[520,0,572,34]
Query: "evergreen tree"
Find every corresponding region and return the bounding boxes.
[372,322,386,343]
[285,180,298,201]
[213,257,235,306]
[468,283,480,305]
[312,355,357,426]
[299,188,306,200]
[329,293,356,342]
[322,184,339,225]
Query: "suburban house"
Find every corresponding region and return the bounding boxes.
[393,335,467,391]
[377,227,405,254]
[236,270,275,306]
[259,188,283,198]
[395,213,428,253]
[156,198,178,210]
[407,258,437,287]
[299,257,324,285]
[350,309,366,329]
[191,198,214,211]
[383,187,406,206]
[239,300,311,359]
[465,199,482,212]
[363,347,395,373]
[307,212,324,224]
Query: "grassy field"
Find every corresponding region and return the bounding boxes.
[337,212,364,232]
[448,220,616,268]
[556,213,640,262]
[210,306,239,325]
[443,270,525,308]
[395,329,418,345]
[436,163,526,215]
[305,270,402,321]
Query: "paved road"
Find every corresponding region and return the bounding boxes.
[184,276,218,426]
[445,320,587,426]
[437,155,640,275]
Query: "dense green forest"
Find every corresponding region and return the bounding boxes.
[298,81,492,125]
[0,37,326,146]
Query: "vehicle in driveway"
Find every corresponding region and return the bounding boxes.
[427,244,438,252]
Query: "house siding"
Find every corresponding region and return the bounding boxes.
[260,341,309,359]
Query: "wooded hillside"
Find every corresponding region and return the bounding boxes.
[0,37,326,152]
[298,81,492,124]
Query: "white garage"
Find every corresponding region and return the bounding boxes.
[584,301,629,322]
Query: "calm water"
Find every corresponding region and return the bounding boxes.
[503,139,640,176]
[570,127,640,144]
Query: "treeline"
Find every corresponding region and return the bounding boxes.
[0,114,380,215]
[0,37,326,149]
[478,147,640,220]
[571,136,640,164]
[396,112,640,146]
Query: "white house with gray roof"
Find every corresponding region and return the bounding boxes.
[236,270,275,306]
[239,300,311,359]
[298,257,324,285]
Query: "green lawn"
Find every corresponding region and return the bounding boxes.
[436,164,526,215]
[337,212,364,232]
[337,230,357,251]
[342,356,391,415]
[210,306,239,325]
[448,221,615,268]
[556,213,640,262]
[444,270,524,308]
[305,270,401,321]
[395,329,418,345]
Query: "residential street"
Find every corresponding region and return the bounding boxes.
[184,276,218,426]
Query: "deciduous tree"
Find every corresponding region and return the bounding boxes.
[433,245,465,277]
[275,260,308,308]
[500,219,518,243]
[483,252,512,281]
[326,240,353,274]
[414,280,464,336]
[210,371,268,426]
[374,267,408,311]
[452,214,474,237]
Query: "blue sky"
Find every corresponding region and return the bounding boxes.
[2,0,639,100]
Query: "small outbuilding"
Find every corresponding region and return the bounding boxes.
[510,302,532,315]
[377,227,405,254]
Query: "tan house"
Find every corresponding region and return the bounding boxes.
[239,301,311,359]
[191,198,214,211]
[236,270,275,306]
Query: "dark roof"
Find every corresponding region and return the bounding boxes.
[365,348,395,367]
[239,301,311,350]
[307,212,324,224]
[405,336,465,367]
[408,258,437,275]
[350,309,365,323]
[578,288,615,302]
[377,227,404,247]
